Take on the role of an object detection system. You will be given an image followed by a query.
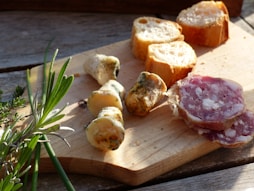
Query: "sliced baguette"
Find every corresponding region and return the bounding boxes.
[176,1,229,47]
[145,41,197,87]
[131,16,184,61]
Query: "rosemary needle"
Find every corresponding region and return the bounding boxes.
[0,48,75,190]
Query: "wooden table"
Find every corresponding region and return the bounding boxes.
[1,0,254,190]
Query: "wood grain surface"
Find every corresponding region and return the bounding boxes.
[20,22,254,186]
[131,162,254,191]
[0,12,139,71]
[1,1,254,189]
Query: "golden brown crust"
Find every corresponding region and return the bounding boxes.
[131,17,184,61]
[145,41,197,88]
[176,1,229,47]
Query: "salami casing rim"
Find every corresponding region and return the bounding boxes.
[175,75,245,131]
[196,110,254,148]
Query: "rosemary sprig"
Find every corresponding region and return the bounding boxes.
[0,48,75,190]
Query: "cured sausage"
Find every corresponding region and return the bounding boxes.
[196,110,254,148]
[174,75,245,131]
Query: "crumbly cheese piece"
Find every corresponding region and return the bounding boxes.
[97,106,124,125]
[125,71,167,116]
[87,80,125,116]
[86,107,125,151]
[83,54,120,85]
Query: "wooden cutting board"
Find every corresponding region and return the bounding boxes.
[28,22,254,186]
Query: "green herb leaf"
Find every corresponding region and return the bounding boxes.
[14,135,40,175]
[0,47,75,191]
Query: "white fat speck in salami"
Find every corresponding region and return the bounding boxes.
[176,75,245,131]
[197,110,254,148]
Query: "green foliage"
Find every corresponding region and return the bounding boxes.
[0,48,75,191]
[0,86,26,126]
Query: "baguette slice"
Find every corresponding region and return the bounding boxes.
[176,1,229,47]
[145,41,197,87]
[131,16,184,61]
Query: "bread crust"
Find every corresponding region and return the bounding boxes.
[145,41,196,88]
[131,17,184,60]
[176,1,229,47]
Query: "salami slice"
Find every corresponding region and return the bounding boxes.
[176,75,245,131]
[196,110,254,148]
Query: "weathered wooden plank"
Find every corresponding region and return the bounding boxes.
[1,12,252,73]
[0,71,26,102]
[1,0,254,190]
[152,140,254,184]
[240,0,254,28]
[131,162,254,191]
[0,12,140,71]
[0,0,243,17]
[231,17,254,36]
[36,174,126,191]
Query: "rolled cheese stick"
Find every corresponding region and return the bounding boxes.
[83,54,120,85]
[86,107,125,151]
[99,79,125,99]
[97,106,124,125]
[125,71,167,116]
[87,80,125,116]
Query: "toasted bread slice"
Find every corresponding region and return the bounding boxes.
[131,16,184,61]
[176,1,229,47]
[145,41,197,87]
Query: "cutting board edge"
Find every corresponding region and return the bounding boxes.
[31,21,254,185]
[39,141,220,186]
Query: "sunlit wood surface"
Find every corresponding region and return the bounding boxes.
[1,0,254,190]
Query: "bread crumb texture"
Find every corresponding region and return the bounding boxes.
[131,17,184,60]
[146,41,197,87]
[177,1,227,26]
[176,1,229,47]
